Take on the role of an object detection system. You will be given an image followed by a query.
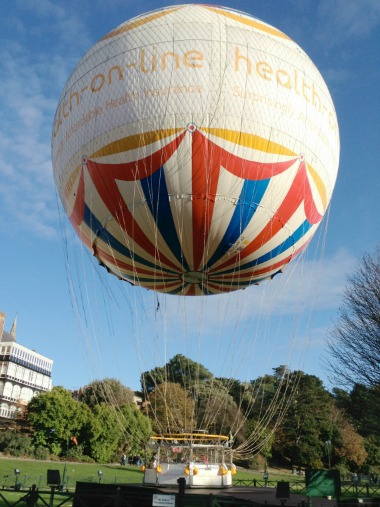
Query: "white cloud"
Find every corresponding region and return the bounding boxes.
[0,0,101,239]
[88,245,356,347]
[317,0,380,46]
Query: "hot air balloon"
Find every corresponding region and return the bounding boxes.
[52,4,339,296]
[52,6,340,488]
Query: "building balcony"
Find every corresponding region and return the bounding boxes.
[0,406,19,419]
[0,373,51,391]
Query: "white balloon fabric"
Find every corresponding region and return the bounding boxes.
[52,4,339,296]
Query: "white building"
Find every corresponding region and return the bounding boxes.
[0,311,53,420]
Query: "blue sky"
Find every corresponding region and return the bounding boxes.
[1,0,379,393]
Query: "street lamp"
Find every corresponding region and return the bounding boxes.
[325,440,331,469]
[14,469,20,490]
[263,457,269,484]
[98,470,103,483]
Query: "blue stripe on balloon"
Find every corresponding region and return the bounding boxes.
[140,166,190,272]
[205,178,270,269]
[214,219,313,275]
[83,204,179,275]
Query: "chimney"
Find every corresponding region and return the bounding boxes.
[0,312,5,339]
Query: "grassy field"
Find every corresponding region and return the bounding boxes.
[0,457,300,507]
[0,457,144,490]
[0,456,294,490]
[0,458,378,507]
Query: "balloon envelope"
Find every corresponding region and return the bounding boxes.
[52,4,339,295]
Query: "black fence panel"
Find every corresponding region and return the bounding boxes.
[73,483,159,507]
[73,483,260,507]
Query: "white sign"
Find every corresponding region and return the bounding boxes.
[152,494,176,506]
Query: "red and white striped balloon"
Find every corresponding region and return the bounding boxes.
[52,4,339,296]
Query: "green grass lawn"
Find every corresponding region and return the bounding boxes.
[0,457,288,506]
[0,458,145,507]
[0,457,143,490]
[0,457,298,507]
[0,458,378,507]
[0,457,295,491]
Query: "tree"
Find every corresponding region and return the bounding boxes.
[141,354,213,394]
[238,369,292,462]
[327,246,380,388]
[333,383,380,437]
[81,402,152,462]
[148,382,196,433]
[247,371,285,420]
[77,378,134,408]
[244,420,275,467]
[26,386,91,455]
[0,430,32,457]
[334,418,368,469]
[195,379,245,441]
[272,372,334,468]
[216,377,251,413]
[141,364,167,396]
[119,403,152,455]
[84,403,124,462]
[364,435,380,471]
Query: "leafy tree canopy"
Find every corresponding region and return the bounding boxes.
[119,403,152,455]
[84,403,123,462]
[141,354,213,394]
[26,386,91,455]
[148,381,196,433]
[333,383,380,437]
[195,379,245,441]
[272,372,334,468]
[23,355,380,472]
[77,378,134,408]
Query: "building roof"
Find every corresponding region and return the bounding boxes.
[0,330,16,343]
[0,314,17,343]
